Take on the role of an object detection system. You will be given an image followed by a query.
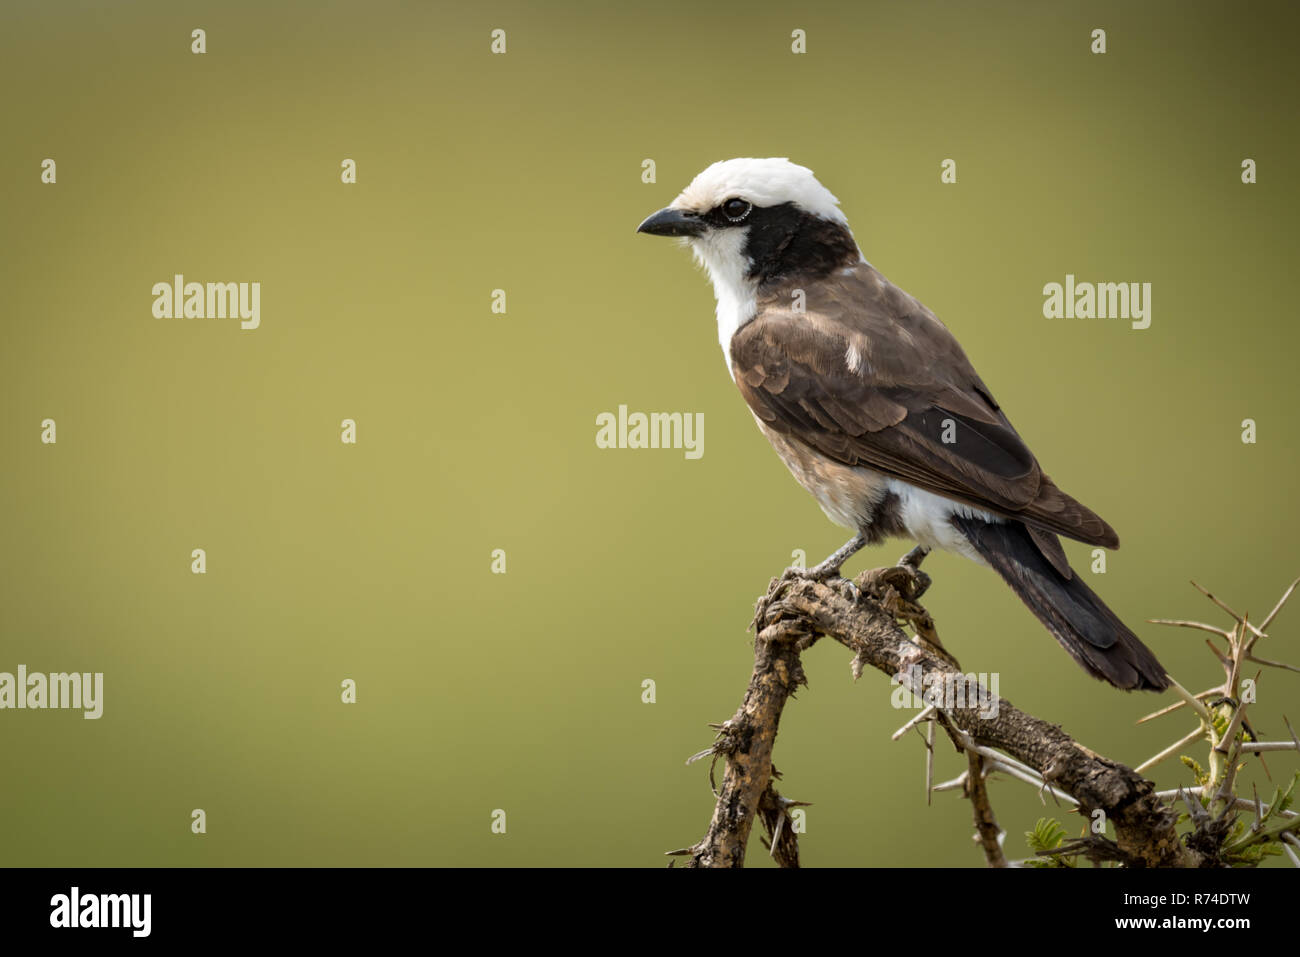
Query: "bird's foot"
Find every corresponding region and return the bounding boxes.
[752,559,861,633]
[782,558,863,602]
[861,557,931,605]
[899,543,931,569]
[800,533,870,598]
[893,545,933,598]
[856,550,955,666]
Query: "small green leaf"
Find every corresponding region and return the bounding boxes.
[1026,817,1066,853]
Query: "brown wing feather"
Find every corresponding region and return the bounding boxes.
[732,262,1119,549]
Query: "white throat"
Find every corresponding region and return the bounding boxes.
[688,229,757,378]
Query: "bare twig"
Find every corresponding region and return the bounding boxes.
[965,751,1007,867]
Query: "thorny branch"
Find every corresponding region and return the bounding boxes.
[672,567,1299,868]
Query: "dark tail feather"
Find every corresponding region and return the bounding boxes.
[952,516,1169,691]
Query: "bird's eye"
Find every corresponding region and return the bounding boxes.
[722,198,752,222]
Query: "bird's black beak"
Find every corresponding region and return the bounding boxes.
[636,207,705,238]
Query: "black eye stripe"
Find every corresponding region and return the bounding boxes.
[721,198,752,223]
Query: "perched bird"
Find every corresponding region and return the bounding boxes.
[637,158,1168,691]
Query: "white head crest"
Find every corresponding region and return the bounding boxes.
[670,157,847,225]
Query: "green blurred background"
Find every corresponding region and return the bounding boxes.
[1,0,1297,867]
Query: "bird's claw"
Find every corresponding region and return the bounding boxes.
[862,561,931,603]
[856,558,955,666]
[753,563,861,631]
[781,563,861,602]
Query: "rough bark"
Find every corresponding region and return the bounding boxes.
[676,620,812,867]
[677,572,1201,868]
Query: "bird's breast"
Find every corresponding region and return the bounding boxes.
[752,417,890,531]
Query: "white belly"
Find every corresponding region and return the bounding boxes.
[883,478,996,564]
